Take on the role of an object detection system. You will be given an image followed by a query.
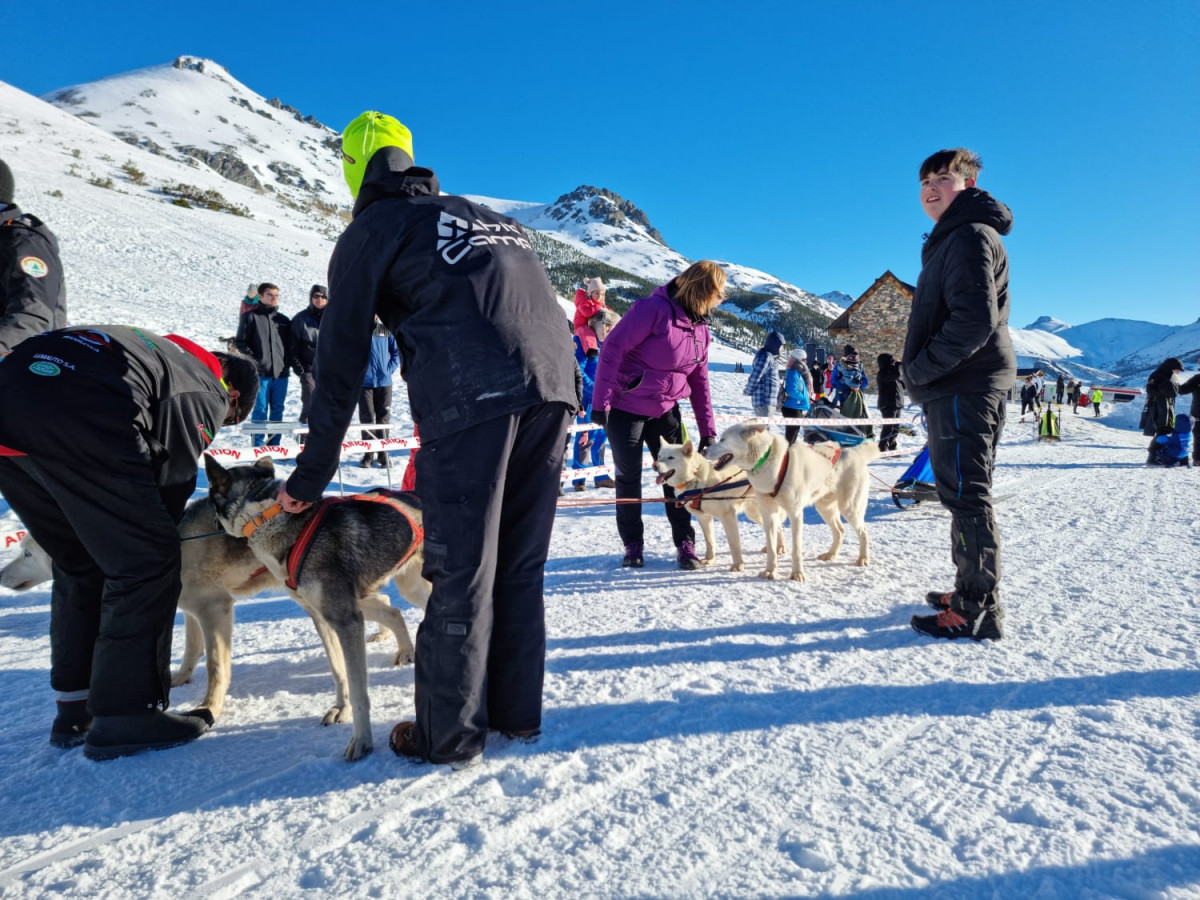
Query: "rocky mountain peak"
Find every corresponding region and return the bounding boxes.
[545,185,666,245]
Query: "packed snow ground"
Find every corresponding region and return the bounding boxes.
[1,363,1198,897]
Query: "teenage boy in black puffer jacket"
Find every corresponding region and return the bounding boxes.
[903,149,1015,643]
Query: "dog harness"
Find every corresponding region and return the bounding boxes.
[763,444,843,499]
[283,489,424,591]
[674,473,754,510]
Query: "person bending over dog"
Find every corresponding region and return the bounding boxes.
[0,325,258,758]
[278,111,578,770]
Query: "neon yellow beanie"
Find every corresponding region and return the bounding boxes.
[341,111,414,198]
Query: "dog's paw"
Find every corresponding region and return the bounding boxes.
[322,705,352,726]
[789,569,807,583]
[392,648,414,666]
[759,568,777,580]
[170,671,193,687]
[817,551,836,562]
[366,629,392,644]
[729,562,744,573]
[855,556,869,567]
[344,735,373,762]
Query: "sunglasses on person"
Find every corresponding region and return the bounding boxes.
[312,292,326,299]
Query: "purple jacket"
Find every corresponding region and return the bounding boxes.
[591,285,716,437]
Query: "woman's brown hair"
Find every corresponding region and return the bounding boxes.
[669,260,726,319]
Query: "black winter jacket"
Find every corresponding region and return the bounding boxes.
[235,304,293,378]
[876,358,905,411]
[1146,367,1180,433]
[290,304,324,374]
[286,147,579,502]
[902,188,1016,404]
[0,205,68,355]
[0,325,227,491]
[1179,373,1200,418]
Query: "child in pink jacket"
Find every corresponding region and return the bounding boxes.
[573,277,610,358]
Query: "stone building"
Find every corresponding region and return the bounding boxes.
[826,270,915,369]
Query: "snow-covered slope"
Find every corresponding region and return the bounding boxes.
[44,56,346,213]
[1111,317,1200,377]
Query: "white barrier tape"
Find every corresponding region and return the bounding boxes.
[561,465,614,483]
[713,413,908,427]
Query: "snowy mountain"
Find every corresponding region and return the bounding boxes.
[478,185,844,320]
[819,290,853,308]
[44,56,346,215]
[1025,315,1073,334]
[1110,317,1200,378]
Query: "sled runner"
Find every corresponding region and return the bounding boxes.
[803,399,870,448]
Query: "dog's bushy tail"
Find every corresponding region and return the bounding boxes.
[846,442,882,465]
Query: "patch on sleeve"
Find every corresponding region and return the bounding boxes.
[19,257,49,278]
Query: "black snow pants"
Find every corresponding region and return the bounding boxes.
[0,453,188,716]
[923,391,1006,605]
[605,404,696,550]
[411,401,571,764]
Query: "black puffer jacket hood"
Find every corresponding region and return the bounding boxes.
[922,188,1013,264]
[761,331,784,356]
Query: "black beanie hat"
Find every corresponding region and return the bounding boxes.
[0,160,13,206]
[310,284,327,299]
[843,344,857,357]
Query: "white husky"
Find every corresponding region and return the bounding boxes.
[651,440,782,571]
[704,424,880,581]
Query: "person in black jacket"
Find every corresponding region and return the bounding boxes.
[903,149,1015,643]
[1144,357,1183,464]
[278,111,578,769]
[0,325,258,758]
[875,353,905,451]
[1178,362,1200,465]
[235,282,293,446]
[290,284,327,444]
[0,159,68,355]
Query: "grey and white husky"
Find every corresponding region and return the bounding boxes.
[205,455,430,761]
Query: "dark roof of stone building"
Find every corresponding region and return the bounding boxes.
[827,270,915,333]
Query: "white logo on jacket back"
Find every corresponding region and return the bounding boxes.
[436,211,533,265]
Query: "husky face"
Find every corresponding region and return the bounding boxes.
[652,440,701,488]
[204,456,283,537]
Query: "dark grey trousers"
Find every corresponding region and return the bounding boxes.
[923,391,1006,603]
[412,402,570,764]
[0,454,186,715]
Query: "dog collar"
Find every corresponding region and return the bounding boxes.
[750,446,773,472]
[242,503,284,538]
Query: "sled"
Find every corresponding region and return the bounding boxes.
[803,399,869,448]
[891,444,939,509]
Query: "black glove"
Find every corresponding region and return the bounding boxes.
[590,409,608,428]
[292,365,305,378]
[697,435,715,453]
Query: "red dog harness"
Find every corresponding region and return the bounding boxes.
[241,490,424,591]
[284,489,424,591]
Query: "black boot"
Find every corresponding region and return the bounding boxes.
[84,710,210,760]
[49,699,92,748]
[360,454,372,468]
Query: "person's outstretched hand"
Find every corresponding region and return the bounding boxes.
[278,484,312,514]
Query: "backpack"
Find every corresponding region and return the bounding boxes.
[841,364,864,389]
[839,388,874,438]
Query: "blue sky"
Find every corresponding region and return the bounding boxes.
[5,0,1198,327]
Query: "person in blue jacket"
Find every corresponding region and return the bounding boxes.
[781,348,813,444]
[570,335,614,490]
[831,344,869,406]
[358,317,400,467]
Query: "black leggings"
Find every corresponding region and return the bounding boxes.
[605,405,695,549]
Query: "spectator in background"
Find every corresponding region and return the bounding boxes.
[1019,376,1037,422]
[571,321,616,490]
[0,158,68,356]
[234,282,293,446]
[1177,362,1200,466]
[238,282,259,317]
[358,316,400,468]
[745,331,785,418]
[573,277,611,358]
[876,353,905,451]
[1090,385,1104,417]
[1055,373,1065,404]
[1066,379,1081,413]
[591,260,725,571]
[781,348,813,444]
[290,285,327,444]
[1143,358,1183,462]
[1032,369,1045,408]
[809,356,825,402]
[831,345,869,407]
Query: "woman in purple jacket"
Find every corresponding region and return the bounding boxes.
[591,260,725,569]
